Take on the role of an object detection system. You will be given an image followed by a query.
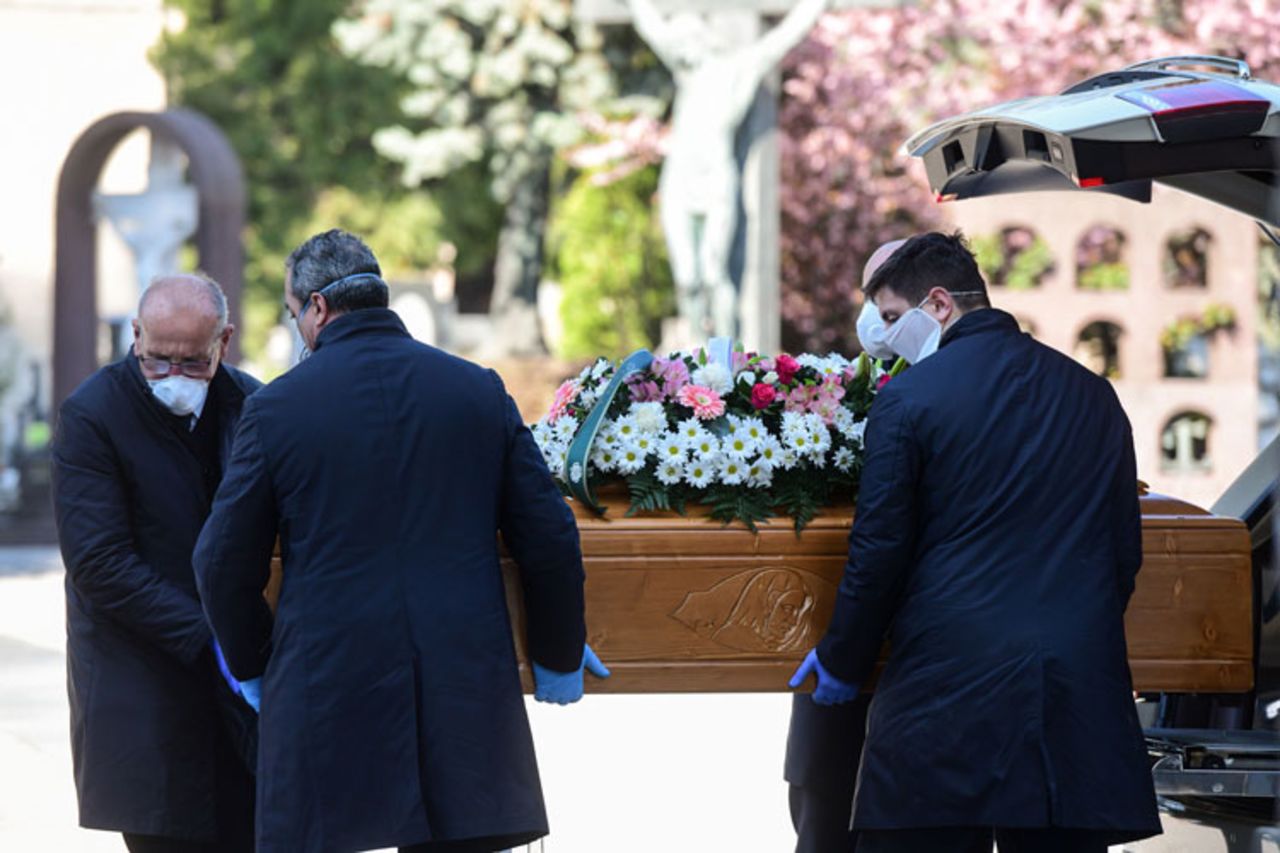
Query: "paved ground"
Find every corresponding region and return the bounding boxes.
[0,547,1241,852]
[0,548,797,852]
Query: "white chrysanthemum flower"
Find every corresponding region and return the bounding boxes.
[719,456,747,486]
[629,401,667,434]
[598,424,621,448]
[797,354,825,371]
[613,415,640,442]
[578,386,600,411]
[785,430,811,455]
[690,433,721,461]
[833,406,856,438]
[685,459,715,489]
[746,460,774,489]
[590,358,611,379]
[592,446,620,472]
[632,433,656,455]
[658,433,687,463]
[553,417,579,442]
[656,460,684,485]
[724,413,744,435]
[692,363,732,395]
[741,417,767,443]
[755,436,783,467]
[676,417,705,445]
[616,442,648,474]
[849,419,868,445]
[833,447,856,472]
[777,447,801,470]
[809,424,832,456]
[723,431,757,461]
[531,421,552,446]
[781,411,808,439]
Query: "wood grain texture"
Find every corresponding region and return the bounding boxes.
[266,491,1253,693]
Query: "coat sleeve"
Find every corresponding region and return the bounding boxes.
[193,399,278,680]
[493,373,587,673]
[51,399,211,664]
[1111,417,1143,611]
[817,387,921,686]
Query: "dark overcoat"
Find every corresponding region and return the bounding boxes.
[193,309,587,853]
[51,356,260,840]
[817,309,1160,842]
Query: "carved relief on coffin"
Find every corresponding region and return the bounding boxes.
[670,567,835,653]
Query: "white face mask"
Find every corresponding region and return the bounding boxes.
[882,296,943,365]
[856,300,897,361]
[148,375,210,417]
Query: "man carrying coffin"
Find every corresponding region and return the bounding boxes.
[193,229,607,853]
[52,274,261,852]
[790,232,1159,852]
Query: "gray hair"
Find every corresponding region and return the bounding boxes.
[139,272,228,329]
[285,229,388,313]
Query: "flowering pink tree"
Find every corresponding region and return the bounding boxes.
[779,0,1280,351]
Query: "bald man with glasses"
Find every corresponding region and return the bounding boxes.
[52,273,262,852]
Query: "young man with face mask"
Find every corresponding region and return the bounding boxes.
[789,232,1159,853]
[51,273,262,852]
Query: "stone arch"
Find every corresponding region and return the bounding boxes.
[1163,226,1213,289]
[972,224,1054,289]
[1073,319,1124,379]
[1075,224,1129,291]
[1160,410,1213,474]
[54,109,244,405]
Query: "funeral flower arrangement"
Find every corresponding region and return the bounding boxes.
[530,345,905,531]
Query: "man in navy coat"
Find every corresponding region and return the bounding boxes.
[790,232,1160,852]
[52,274,261,852]
[193,229,605,853]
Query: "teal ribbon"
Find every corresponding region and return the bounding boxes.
[563,349,654,512]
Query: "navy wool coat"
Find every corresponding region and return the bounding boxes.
[52,356,260,840]
[817,309,1160,842]
[193,309,586,853]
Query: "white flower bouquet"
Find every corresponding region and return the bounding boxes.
[530,345,905,530]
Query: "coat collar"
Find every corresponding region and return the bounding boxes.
[940,308,1021,349]
[313,308,410,353]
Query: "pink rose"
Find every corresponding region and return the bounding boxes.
[750,383,777,410]
[775,354,800,385]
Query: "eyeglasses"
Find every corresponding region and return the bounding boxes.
[139,356,214,378]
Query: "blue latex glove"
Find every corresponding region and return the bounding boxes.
[532,643,611,705]
[212,638,260,713]
[239,677,262,712]
[789,648,860,706]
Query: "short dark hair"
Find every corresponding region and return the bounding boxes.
[863,231,991,313]
[285,229,388,313]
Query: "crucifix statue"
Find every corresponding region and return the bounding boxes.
[626,0,832,344]
[93,135,199,357]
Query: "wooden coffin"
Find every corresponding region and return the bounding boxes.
[499,491,1254,694]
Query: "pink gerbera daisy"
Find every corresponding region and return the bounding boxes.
[676,384,726,420]
[547,379,580,423]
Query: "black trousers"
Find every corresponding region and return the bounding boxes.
[400,839,525,852]
[789,783,859,853]
[857,827,1111,853]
